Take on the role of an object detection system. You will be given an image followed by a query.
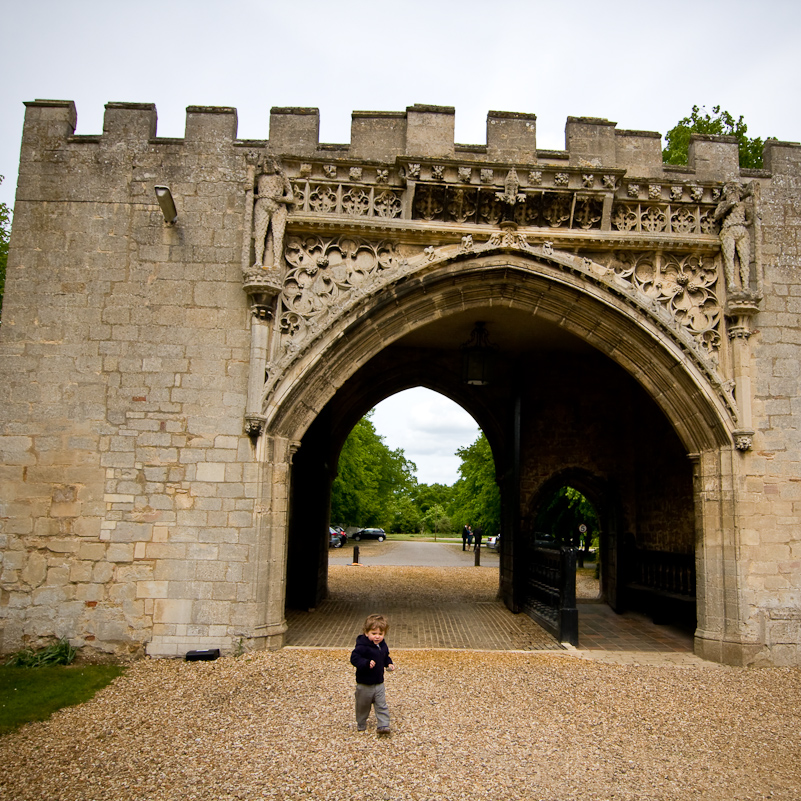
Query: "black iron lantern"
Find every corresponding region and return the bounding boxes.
[461,321,496,386]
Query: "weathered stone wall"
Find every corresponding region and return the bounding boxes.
[0,101,259,656]
[0,100,799,665]
[737,141,801,665]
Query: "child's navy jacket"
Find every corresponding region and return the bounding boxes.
[350,634,393,685]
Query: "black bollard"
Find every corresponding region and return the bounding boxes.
[474,545,481,566]
[353,545,360,564]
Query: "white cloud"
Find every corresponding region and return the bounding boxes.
[370,388,480,485]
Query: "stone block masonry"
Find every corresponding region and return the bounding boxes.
[1,99,800,666]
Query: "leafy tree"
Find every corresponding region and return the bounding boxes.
[663,105,767,169]
[330,413,417,529]
[422,503,452,537]
[534,486,600,552]
[0,176,10,322]
[412,482,457,516]
[386,494,423,534]
[451,432,501,535]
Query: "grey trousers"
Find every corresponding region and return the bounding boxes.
[355,682,390,729]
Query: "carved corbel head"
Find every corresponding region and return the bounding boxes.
[733,430,754,451]
[245,414,266,441]
[243,269,283,319]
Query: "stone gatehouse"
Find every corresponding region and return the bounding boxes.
[1,100,799,666]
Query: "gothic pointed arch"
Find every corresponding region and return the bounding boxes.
[260,244,735,456]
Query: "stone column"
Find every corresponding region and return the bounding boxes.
[693,446,759,665]
[248,433,298,650]
[726,299,760,451]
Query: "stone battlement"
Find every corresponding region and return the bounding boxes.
[21,99,800,182]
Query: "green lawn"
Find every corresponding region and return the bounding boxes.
[0,664,126,735]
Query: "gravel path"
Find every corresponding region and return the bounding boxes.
[1,650,799,801]
[2,565,799,800]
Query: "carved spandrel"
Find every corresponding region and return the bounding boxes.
[601,251,722,361]
[278,236,402,342]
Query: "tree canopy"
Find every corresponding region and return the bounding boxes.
[450,432,501,535]
[330,413,417,528]
[330,412,502,536]
[663,105,767,169]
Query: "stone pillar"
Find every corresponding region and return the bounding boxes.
[245,313,270,437]
[248,433,297,650]
[693,446,759,665]
[726,301,759,451]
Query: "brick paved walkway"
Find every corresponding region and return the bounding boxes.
[286,597,561,650]
[286,545,705,665]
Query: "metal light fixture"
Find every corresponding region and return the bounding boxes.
[155,185,177,224]
[461,321,496,386]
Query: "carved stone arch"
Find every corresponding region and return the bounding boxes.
[264,249,734,455]
[255,249,745,660]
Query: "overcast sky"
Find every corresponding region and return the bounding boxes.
[2,0,799,483]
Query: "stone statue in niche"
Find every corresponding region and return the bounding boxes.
[714,181,755,293]
[254,157,296,269]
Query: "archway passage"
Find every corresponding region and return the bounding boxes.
[269,256,727,653]
[283,323,697,644]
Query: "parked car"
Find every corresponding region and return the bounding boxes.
[331,525,346,546]
[352,528,386,542]
[329,528,343,548]
[486,534,500,552]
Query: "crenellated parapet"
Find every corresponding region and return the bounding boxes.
[18,99,780,182]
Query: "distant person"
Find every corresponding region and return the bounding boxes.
[462,524,470,551]
[350,613,395,735]
[473,525,483,552]
[467,525,473,548]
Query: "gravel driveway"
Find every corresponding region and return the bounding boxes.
[1,650,799,801]
[1,564,799,800]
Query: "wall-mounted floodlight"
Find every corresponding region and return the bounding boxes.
[155,185,177,224]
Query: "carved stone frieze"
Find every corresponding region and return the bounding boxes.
[247,158,754,429]
[278,235,402,343]
[292,179,404,220]
[611,200,717,236]
[604,251,722,360]
[267,230,727,388]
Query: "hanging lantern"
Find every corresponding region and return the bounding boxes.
[461,321,496,386]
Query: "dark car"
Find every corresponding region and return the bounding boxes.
[331,525,347,546]
[352,528,386,542]
[329,528,343,548]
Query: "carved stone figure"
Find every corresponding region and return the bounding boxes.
[714,181,754,293]
[253,158,296,269]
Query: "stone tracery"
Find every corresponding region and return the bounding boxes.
[241,144,762,441]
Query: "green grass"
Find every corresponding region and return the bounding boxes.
[385,533,459,542]
[0,664,125,735]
